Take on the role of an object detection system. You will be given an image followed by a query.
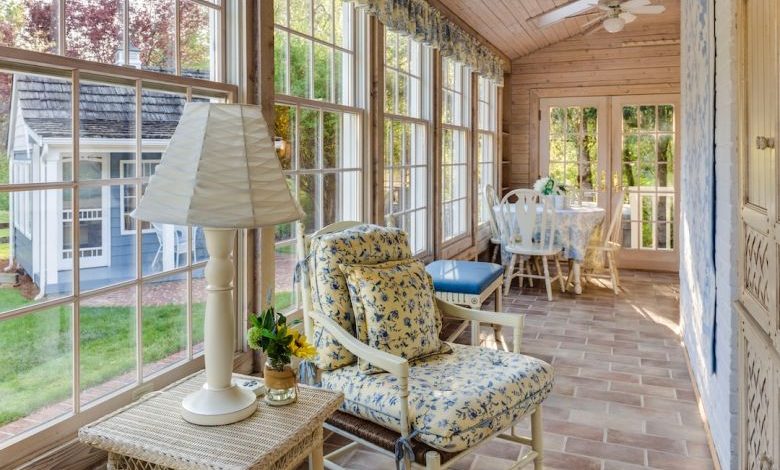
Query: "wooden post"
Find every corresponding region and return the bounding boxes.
[431,50,443,259]
[255,0,276,314]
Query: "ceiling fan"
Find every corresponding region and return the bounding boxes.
[531,0,666,34]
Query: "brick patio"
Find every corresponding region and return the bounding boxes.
[312,269,715,470]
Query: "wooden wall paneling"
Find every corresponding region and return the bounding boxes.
[507,19,681,188]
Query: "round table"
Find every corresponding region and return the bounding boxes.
[494,204,606,294]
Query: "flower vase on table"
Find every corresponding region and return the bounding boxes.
[533,176,568,209]
[248,301,317,406]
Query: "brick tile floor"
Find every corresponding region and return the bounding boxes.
[311,269,715,470]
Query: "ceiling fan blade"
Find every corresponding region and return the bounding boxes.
[619,11,637,23]
[531,0,598,28]
[582,13,606,29]
[583,22,604,36]
[625,4,666,14]
[619,0,651,9]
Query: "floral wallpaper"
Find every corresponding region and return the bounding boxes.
[680,0,716,372]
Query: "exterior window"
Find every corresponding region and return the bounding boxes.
[0,0,222,79]
[477,76,497,226]
[10,155,32,236]
[383,30,430,255]
[441,57,470,242]
[0,0,231,454]
[273,0,363,312]
[120,159,161,234]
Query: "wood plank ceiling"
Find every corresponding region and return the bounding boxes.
[435,0,681,60]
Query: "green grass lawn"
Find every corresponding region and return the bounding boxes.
[0,296,206,426]
[274,290,294,311]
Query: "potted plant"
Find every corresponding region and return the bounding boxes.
[533,176,568,209]
[248,305,316,406]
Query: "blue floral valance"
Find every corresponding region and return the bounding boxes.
[352,0,507,84]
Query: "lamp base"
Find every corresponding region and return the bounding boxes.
[181,381,257,426]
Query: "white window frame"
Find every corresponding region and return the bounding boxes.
[476,76,497,227]
[272,0,366,313]
[441,57,471,243]
[119,159,161,235]
[383,29,432,256]
[11,158,32,237]
[0,1,239,458]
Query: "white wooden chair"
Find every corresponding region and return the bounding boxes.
[497,189,565,301]
[582,193,624,294]
[297,222,552,470]
[484,184,503,264]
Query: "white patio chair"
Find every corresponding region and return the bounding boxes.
[151,223,188,269]
[582,193,625,294]
[297,222,553,470]
[484,184,502,263]
[498,189,566,301]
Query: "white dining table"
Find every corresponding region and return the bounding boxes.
[494,204,606,295]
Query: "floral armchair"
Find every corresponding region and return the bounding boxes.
[297,222,554,470]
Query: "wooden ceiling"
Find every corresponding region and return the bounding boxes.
[434,0,681,61]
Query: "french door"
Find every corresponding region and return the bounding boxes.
[539,94,680,271]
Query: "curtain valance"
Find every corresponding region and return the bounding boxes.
[352,0,507,83]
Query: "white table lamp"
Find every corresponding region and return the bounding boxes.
[133,103,302,425]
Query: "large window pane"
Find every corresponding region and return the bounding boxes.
[0,305,73,444]
[441,57,469,242]
[142,274,187,377]
[79,285,137,406]
[129,0,176,73]
[2,189,72,317]
[0,0,59,54]
[65,0,122,64]
[179,1,217,79]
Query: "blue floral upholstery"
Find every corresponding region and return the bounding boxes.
[320,343,554,452]
[341,259,451,373]
[308,224,412,370]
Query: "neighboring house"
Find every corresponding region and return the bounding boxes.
[6,75,204,295]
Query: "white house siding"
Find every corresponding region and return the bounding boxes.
[680,0,739,468]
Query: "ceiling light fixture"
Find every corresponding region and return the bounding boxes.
[603,16,626,33]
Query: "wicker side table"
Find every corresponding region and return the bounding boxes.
[79,371,343,470]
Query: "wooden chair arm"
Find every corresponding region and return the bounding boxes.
[309,311,410,378]
[436,298,524,328]
[435,299,525,353]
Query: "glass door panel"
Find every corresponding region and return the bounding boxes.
[612,95,680,270]
[540,97,609,209]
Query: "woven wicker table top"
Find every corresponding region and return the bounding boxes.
[78,371,343,470]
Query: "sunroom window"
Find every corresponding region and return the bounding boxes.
[477,76,498,226]
[383,30,431,255]
[0,0,234,457]
[441,57,471,242]
[273,0,364,312]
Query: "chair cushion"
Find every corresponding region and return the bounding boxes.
[341,259,450,373]
[320,343,554,452]
[425,260,504,295]
[308,224,412,370]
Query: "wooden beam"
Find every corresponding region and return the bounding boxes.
[426,0,512,70]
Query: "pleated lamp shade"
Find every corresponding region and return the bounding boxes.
[132,103,303,228]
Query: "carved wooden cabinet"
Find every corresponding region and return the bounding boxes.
[739,0,780,468]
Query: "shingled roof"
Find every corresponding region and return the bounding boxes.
[15,75,186,140]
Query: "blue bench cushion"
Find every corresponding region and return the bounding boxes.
[425,260,503,295]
